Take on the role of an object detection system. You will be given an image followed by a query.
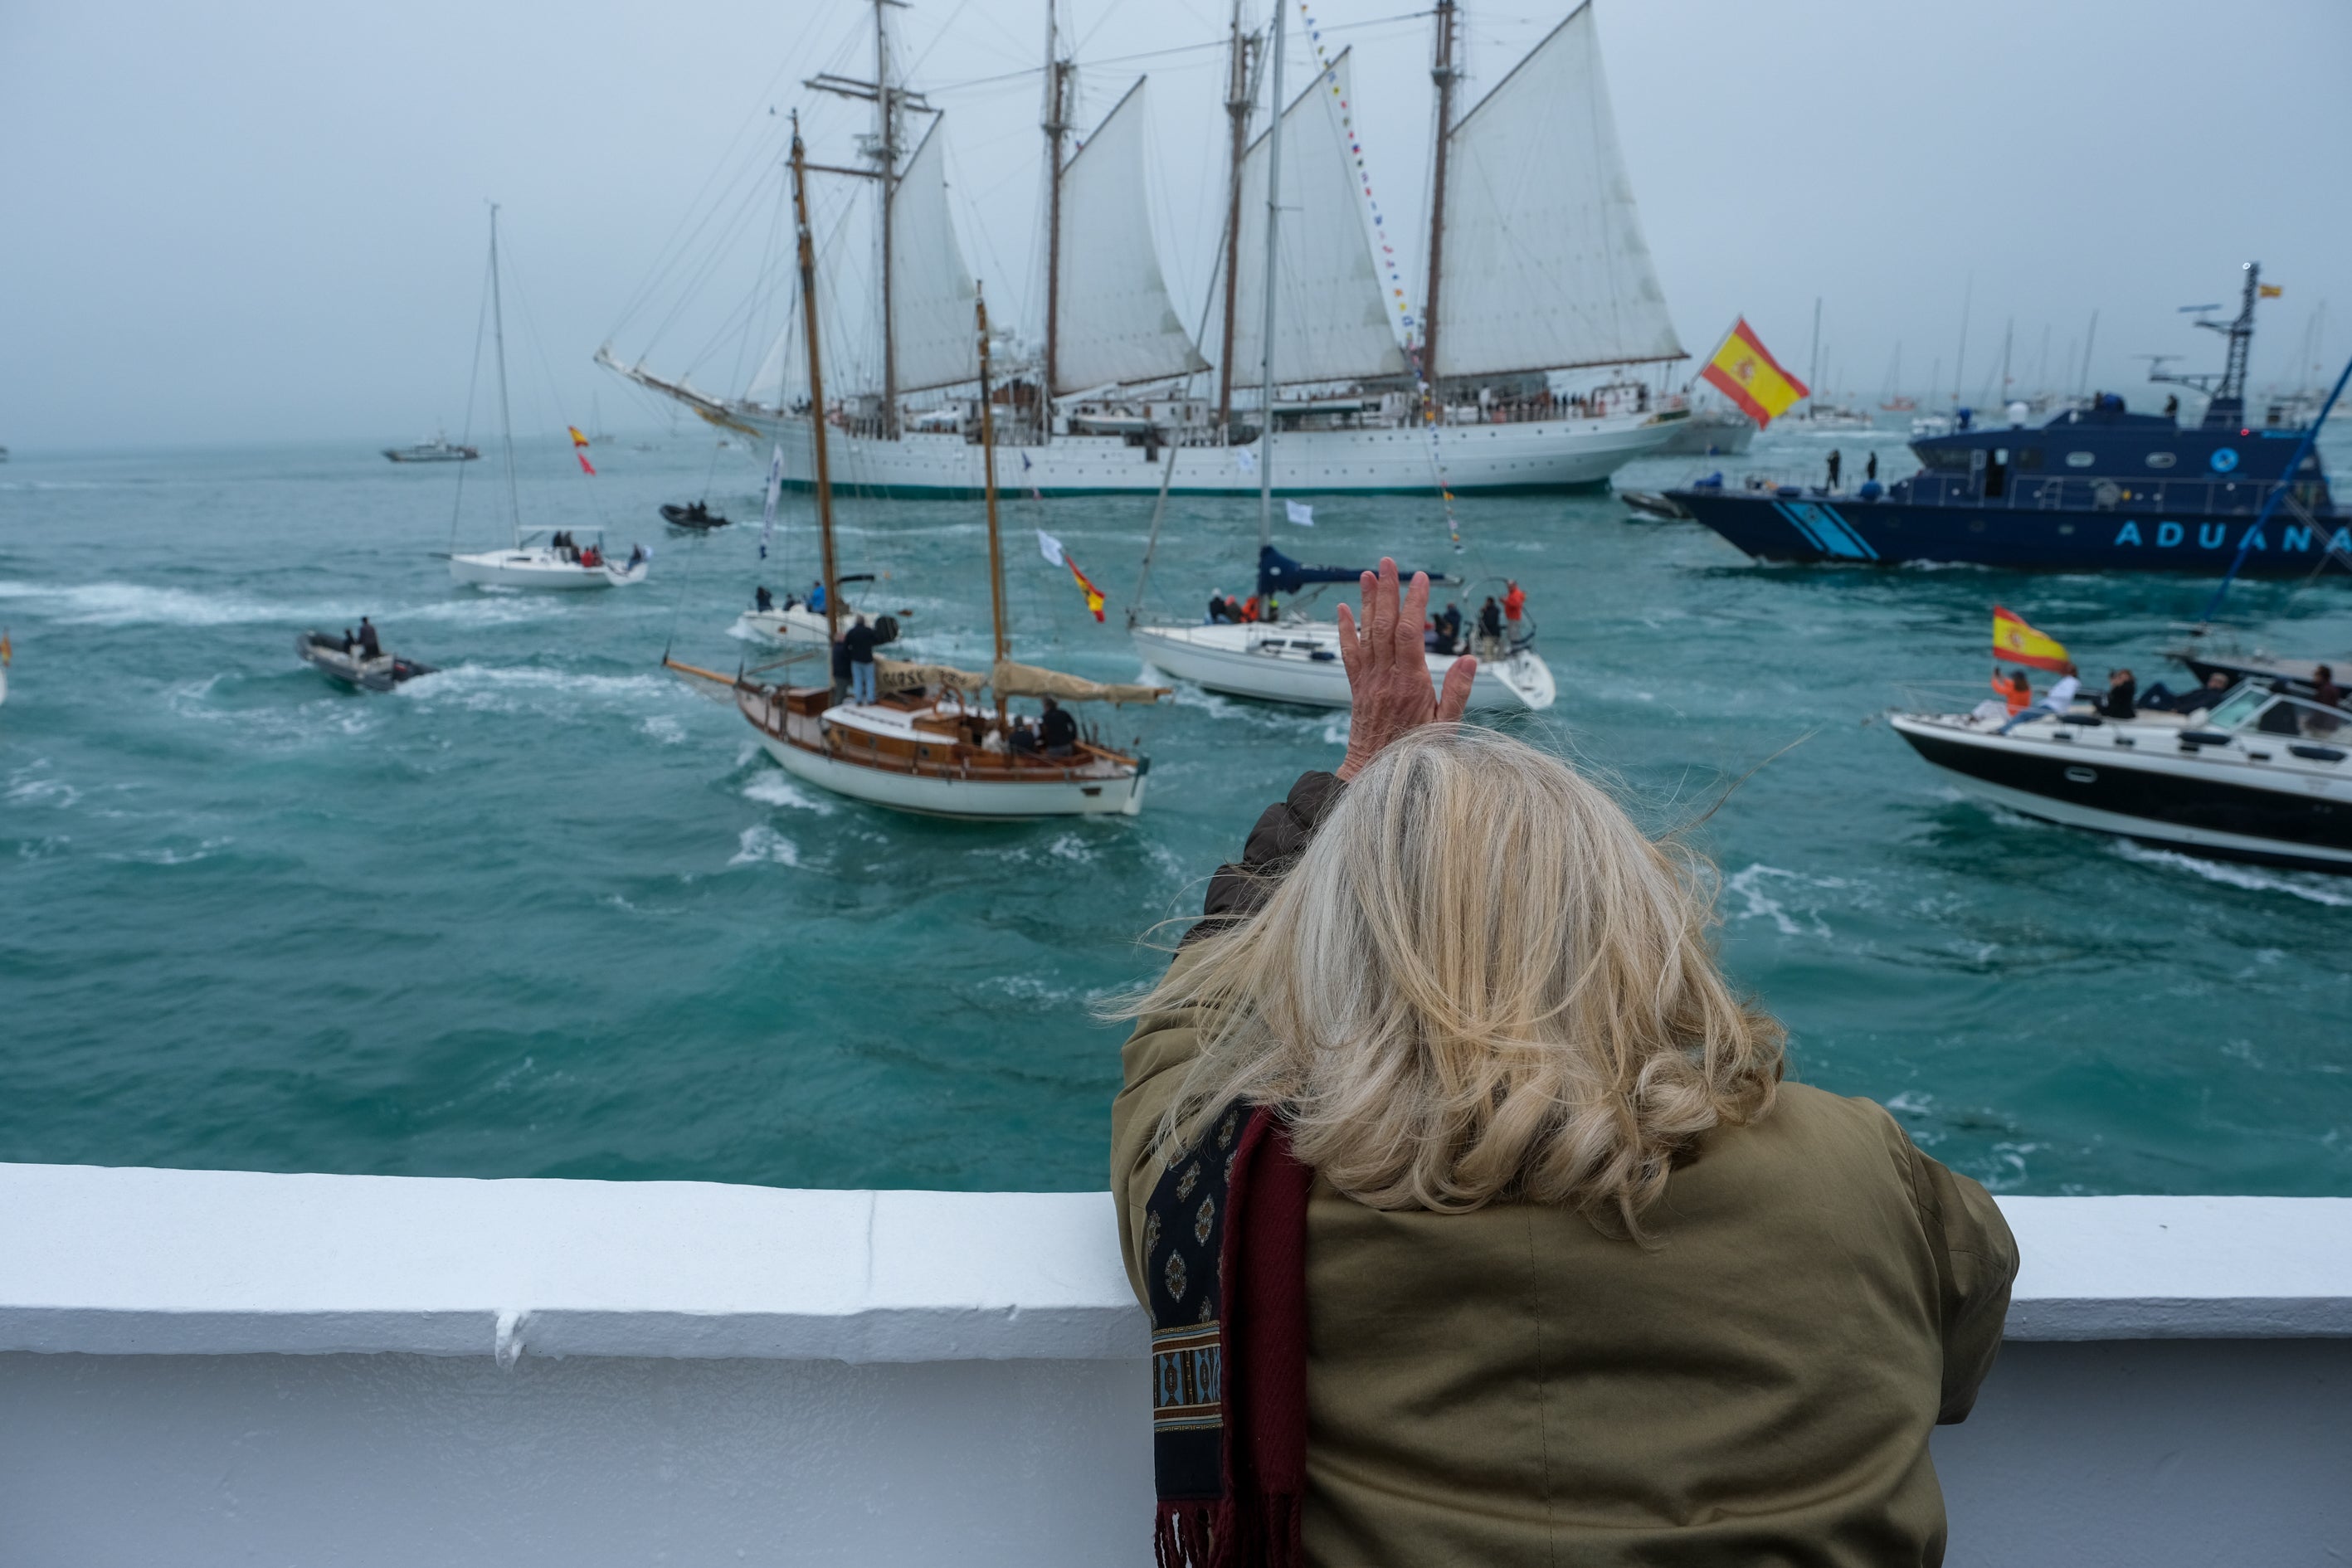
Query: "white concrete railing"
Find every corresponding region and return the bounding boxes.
[2,1163,2347,1567]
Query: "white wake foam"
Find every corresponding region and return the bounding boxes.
[728,825,800,867]
[2110,840,2352,907]
[742,773,834,814]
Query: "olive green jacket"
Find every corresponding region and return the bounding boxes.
[1112,772,2018,1568]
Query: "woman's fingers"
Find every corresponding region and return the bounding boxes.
[1400,570,1432,665]
[1366,559,1398,675]
[1437,654,1477,723]
[1335,601,1361,684]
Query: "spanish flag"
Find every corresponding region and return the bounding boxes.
[2259,283,2283,299]
[1993,606,2069,673]
[1067,558,1107,622]
[567,426,597,476]
[1700,318,1808,428]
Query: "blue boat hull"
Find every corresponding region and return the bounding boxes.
[1669,491,2350,574]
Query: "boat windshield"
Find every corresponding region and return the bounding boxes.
[2202,688,2273,730]
[2203,687,2352,741]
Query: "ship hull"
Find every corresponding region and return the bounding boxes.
[754,731,1147,819]
[1672,489,2350,574]
[738,411,1678,498]
[1131,621,1555,711]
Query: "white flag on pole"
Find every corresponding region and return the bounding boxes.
[1035,528,1066,567]
[1235,448,1259,475]
[758,444,784,558]
[1284,500,1315,528]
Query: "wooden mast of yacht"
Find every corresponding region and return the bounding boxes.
[1040,3,1072,443]
[1253,0,1287,553]
[1215,0,1256,439]
[976,288,1010,730]
[1420,0,1458,393]
[790,118,844,647]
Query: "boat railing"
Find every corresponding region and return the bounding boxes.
[1897,471,2338,521]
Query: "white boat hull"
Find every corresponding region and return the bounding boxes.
[449,549,649,591]
[755,729,1147,818]
[738,411,1677,498]
[736,606,839,645]
[1131,621,1555,712]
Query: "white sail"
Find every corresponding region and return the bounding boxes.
[1431,3,1682,379]
[1225,51,1405,388]
[1054,80,1208,394]
[890,120,981,394]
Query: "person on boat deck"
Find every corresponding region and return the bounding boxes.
[338,626,358,654]
[1241,595,1262,624]
[1502,579,1526,630]
[1997,660,2082,734]
[1990,668,2033,717]
[1225,594,1246,623]
[1865,450,1879,485]
[2140,670,2232,713]
[1208,592,1232,625]
[828,631,851,705]
[1008,715,1040,754]
[626,543,645,569]
[844,614,879,704]
[1438,602,1464,655]
[755,586,774,613]
[808,580,827,614]
[581,543,603,568]
[1478,596,1503,655]
[1109,558,2016,1568]
[1039,696,1079,758]
[1825,448,1843,491]
[357,617,382,660]
[2100,666,2137,720]
[2313,665,2344,712]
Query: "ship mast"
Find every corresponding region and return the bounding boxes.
[976,289,1010,726]
[1254,0,1287,553]
[790,119,844,646]
[487,203,521,538]
[1215,0,1258,438]
[874,0,899,438]
[1420,0,1459,392]
[1040,3,1073,441]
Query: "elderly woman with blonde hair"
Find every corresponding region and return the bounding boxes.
[1112,562,2016,1568]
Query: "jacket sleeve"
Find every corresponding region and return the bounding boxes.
[1110,771,1345,1304]
[1904,1140,2021,1424]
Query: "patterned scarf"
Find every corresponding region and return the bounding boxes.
[1146,1102,1313,1568]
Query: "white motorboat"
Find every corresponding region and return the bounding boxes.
[670,134,1162,822]
[1890,683,2352,874]
[734,577,886,647]
[450,527,649,591]
[1132,618,1553,712]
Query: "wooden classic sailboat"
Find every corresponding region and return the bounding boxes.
[600,0,1689,498]
[670,124,1164,821]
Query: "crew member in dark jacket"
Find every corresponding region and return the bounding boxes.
[844,615,879,704]
[1040,696,1079,757]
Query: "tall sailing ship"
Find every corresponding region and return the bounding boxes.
[601,0,1690,498]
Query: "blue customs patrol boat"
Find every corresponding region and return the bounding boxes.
[1668,264,2341,574]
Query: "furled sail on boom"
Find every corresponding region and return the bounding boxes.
[1432,2,1682,378]
[1053,80,1209,394]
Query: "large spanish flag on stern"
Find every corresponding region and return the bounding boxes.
[1701,318,1808,428]
[1992,606,2070,672]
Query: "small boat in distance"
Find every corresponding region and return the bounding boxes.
[383,435,479,464]
[295,630,437,691]
[660,501,730,530]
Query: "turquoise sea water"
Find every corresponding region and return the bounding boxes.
[4,421,2350,1196]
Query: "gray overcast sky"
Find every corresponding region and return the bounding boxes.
[2,0,2345,451]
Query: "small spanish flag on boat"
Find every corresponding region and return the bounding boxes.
[1993,606,2070,672]
[1700,318,1809,428]
[567,426,597,476]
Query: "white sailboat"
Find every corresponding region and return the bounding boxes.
[449,207,650,592]
[1129,7,1555,714]
[600,0,1689,499]
[670,124,1163,821]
